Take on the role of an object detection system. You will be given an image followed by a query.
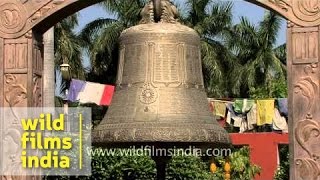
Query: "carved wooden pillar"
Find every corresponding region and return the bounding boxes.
[0,31,43,179]
[287,22,320,180]
[1,32,43,107]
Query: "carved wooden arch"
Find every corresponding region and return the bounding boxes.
[0,0,320,180]
[0,0,319,38]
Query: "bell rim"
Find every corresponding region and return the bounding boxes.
[92,122,231,147]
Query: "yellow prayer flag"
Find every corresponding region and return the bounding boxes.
[257,100,275,126]
[215,101,226,117]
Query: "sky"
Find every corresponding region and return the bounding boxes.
[75,0,286,45]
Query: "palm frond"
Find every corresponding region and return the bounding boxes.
[89,21,125,75]
[101,0,146,25]
[80,18,117,44]
[185,0,212,26]
[258,11,282,47]
[274,43,286,65]
[55,14,85,79]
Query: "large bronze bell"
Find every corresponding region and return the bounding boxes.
[92,0,230,148]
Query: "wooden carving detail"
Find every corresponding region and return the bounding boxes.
[292,31,318,64]
[295,119,320,158]
[0,0,320,38]
[30,0,65,23]
[4,40,28,70]
[20,0,28,4]
[0,2,27,36]
[32,38,43,107]
[292,0,320,23]
[0,0,65,38]
[2,128,25,180]
[32,75,42,107]
[4,74,27,107]
[293,63,320,179]
[295,158,320,180]
[4,74,27,123]
[294,78,317,115]
[268,0,290,11]
[257,0,320,26]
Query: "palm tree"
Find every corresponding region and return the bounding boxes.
[228,11,286,97]
[274,43,286,65]
[55,14,85,79]
[80,0,145,84]
[181,0,235,97]
[53,14,86,106]
[80,0,235,97]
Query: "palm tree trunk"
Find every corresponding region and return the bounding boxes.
[43,27,55,107]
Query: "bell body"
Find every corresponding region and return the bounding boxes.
[92,23,230,146]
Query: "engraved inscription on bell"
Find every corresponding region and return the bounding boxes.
[153,44,180,85]
[185,45,203,86]
[122,44,147,85]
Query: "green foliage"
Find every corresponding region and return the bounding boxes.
[274,44,286,65]
[86,148,156,179]
[214,146,261,180]
[55,96,65,107]
[81,0,236,96]
[80,0,146,78]
[44,146,260,180]
[249,77,287,98]
[167,155,218,180]
[55,14,85,79]
[167,147,260,180]
[274,145,289,180]
[229,147,261,180]
[182,0,235,98]
[228,12,287,97]
[79,1,287,98]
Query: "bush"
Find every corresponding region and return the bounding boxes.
[167,155,218,180]
[83,148,156,180]
[249,78,287,98]
[45,146,260,179]
[274,145,289,180]
[213,146,261,180]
